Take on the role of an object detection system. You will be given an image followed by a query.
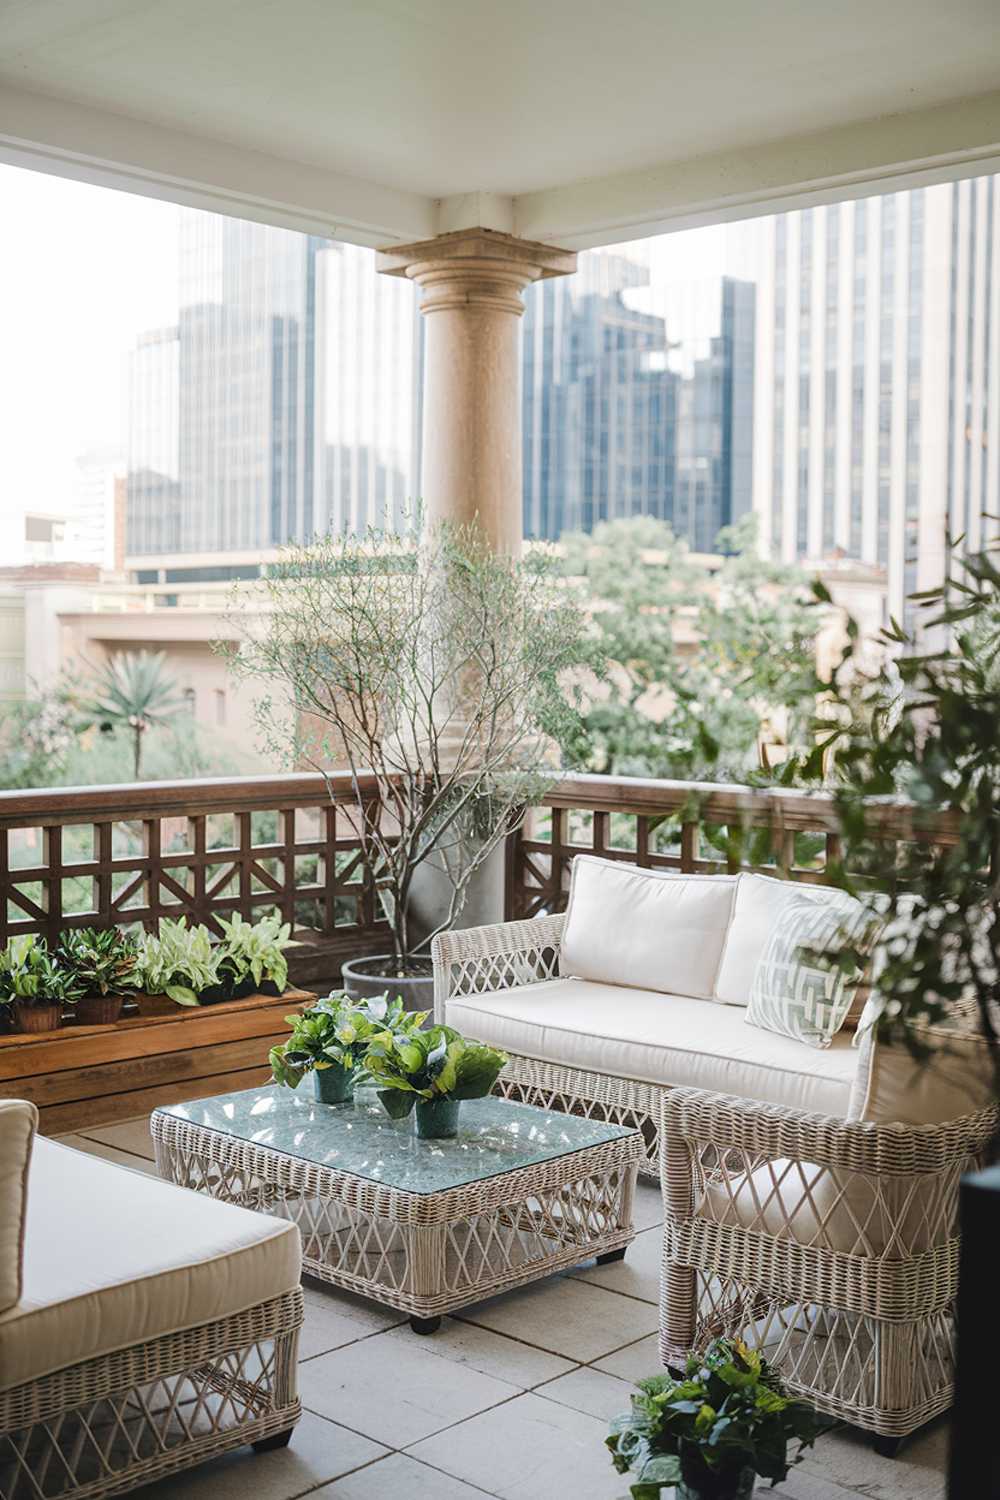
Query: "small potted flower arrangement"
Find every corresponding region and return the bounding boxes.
[270,991,428,1103]
[364,1023,508,1139]
[606,1339,822,1500]
[0,934,83,1033]
[58,926,140,1025]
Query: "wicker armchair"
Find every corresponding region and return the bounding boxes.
[659,1084,997,1446]
[433,913,667,1177]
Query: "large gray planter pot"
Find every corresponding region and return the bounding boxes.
[341,955,434,1015]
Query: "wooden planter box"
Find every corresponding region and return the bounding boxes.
[0,989,314,1135]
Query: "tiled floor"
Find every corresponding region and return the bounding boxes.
[58,1119,948,1500]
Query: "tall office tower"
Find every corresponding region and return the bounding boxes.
[71,446,124,570]
[522,252,755,547]
[126,212,421,576]
[754,176,999,624]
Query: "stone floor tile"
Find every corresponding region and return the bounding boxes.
[406,1391,622,1500]
[536,1364,635,1422]
[592,1331,663,1382]
[379,1316,575,1389]
[79,1116,155,1159]
[632,1179,664,1231]
[297,1328,520,1447]
[298,1282,404,1360]
[797,1418,948,1500]
[53,1134,160,1175]
[568,1224,661,1303]
[317,1452,493,1498]
[135,1411,386,1500]
[457,1275,658,1363]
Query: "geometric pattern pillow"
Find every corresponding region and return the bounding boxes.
[746,892,881,1049]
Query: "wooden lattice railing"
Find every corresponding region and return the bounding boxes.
[0,772,390,982]
[505,773,960,920]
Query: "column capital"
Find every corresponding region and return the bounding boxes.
[376,227,577,316]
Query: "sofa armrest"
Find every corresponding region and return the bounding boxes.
[431,914,565,1023]
[0,1098,38,1314]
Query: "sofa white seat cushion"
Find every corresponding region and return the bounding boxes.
[447,978,859,1116]
[0,1100,37,1315]
[0,1137,301,1391]
[560,856,737,1000]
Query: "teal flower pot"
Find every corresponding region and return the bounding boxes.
[414,1098,460,1139]
[313,1063,354,1104]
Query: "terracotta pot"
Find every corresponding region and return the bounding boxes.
[14,1001,62,1033]
[341,955,434,1015]
[76,993,125,1026]
[134,991,191,1017]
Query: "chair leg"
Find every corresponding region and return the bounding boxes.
[253,1427,295,1453]
[596,1247,627,1265]
[872,1435,905,1458]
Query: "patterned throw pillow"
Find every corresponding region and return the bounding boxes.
[746,892,881,1049]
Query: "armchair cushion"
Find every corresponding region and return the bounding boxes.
[447,977,858,1115]
[849,1024,997,1125]
[0,1137,301,1391]
[559,856,736,1000]
[0,1100,37,1315]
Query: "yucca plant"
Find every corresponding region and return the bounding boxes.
[78,650,186,778]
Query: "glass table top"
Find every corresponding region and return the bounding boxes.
[156,1084,638,1195]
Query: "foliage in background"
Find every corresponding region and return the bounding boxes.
[270,992,426,1088]
[226,520,589,970]
[558,515,820,784]
[606,1339,821,1498]
[364,1022,508,1120]
[0,695,75,789]
[72,650,186,779]
[787,545,1000,1064]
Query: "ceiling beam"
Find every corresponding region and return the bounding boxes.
[0,84,435,248]
[515,89,1000,249]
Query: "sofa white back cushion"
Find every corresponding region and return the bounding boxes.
[559,856,736,1000]
[0,1099,37,1314]
[715,872,866,1007]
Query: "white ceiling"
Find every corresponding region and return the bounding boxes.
[2,0,999,247]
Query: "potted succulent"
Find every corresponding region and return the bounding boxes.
[0,934,83,1033]
[226,520,586,1013]
[208,912,292,1002]
[58,926,140,1025]
[134,916,223,1013]
[606,1340,822,1500]
[363,1022,508,1139]
[270,991,428,1103]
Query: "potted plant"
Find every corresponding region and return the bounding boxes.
[270,991,428,1103]
[606,1339,822,1500]
[225,519,587,1012]
[58,926,140,1025]
[0,934,83,1032]
[134,916,223,1013]
[208,912,292,1002]
[363,1022,507,1138]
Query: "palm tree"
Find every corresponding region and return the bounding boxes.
[80,651,186,779]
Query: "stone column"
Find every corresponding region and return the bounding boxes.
[377,228,576,554]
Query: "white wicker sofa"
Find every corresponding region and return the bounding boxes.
[0,1100,303,1500]
[432,855,997,1446]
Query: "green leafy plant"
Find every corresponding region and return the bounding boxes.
[270,992,428,1087]
[606,1339,822,1498]
[0,935,84,1009]
[135,917,222,1007]
[57,926,140,998]
[75,649,186,779]
[363,1023,507,1121]
[216,911,291,996]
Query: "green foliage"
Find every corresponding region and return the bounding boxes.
[0,935,84,1009]
[57,926,140,998]
[225,519,589,967]
[269,991,427,1087]
[73,650,187,778]
[135,917,223,1007]
[606,1339,822,1497]
[217,911,291,994]
[0,696,74,790]
[364,1022,507,1120]
[786,545,1000,1061]
[559,515,820,785]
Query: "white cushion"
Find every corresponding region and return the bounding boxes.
[715,873,867,1007]
[0,1101,36,1315]
[447,977,859,1116]
[848,1024,996,1125]
[559,856,737,1000]
[0,1138,301,1391]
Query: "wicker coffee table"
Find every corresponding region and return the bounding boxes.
[151,1085,642,1333]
